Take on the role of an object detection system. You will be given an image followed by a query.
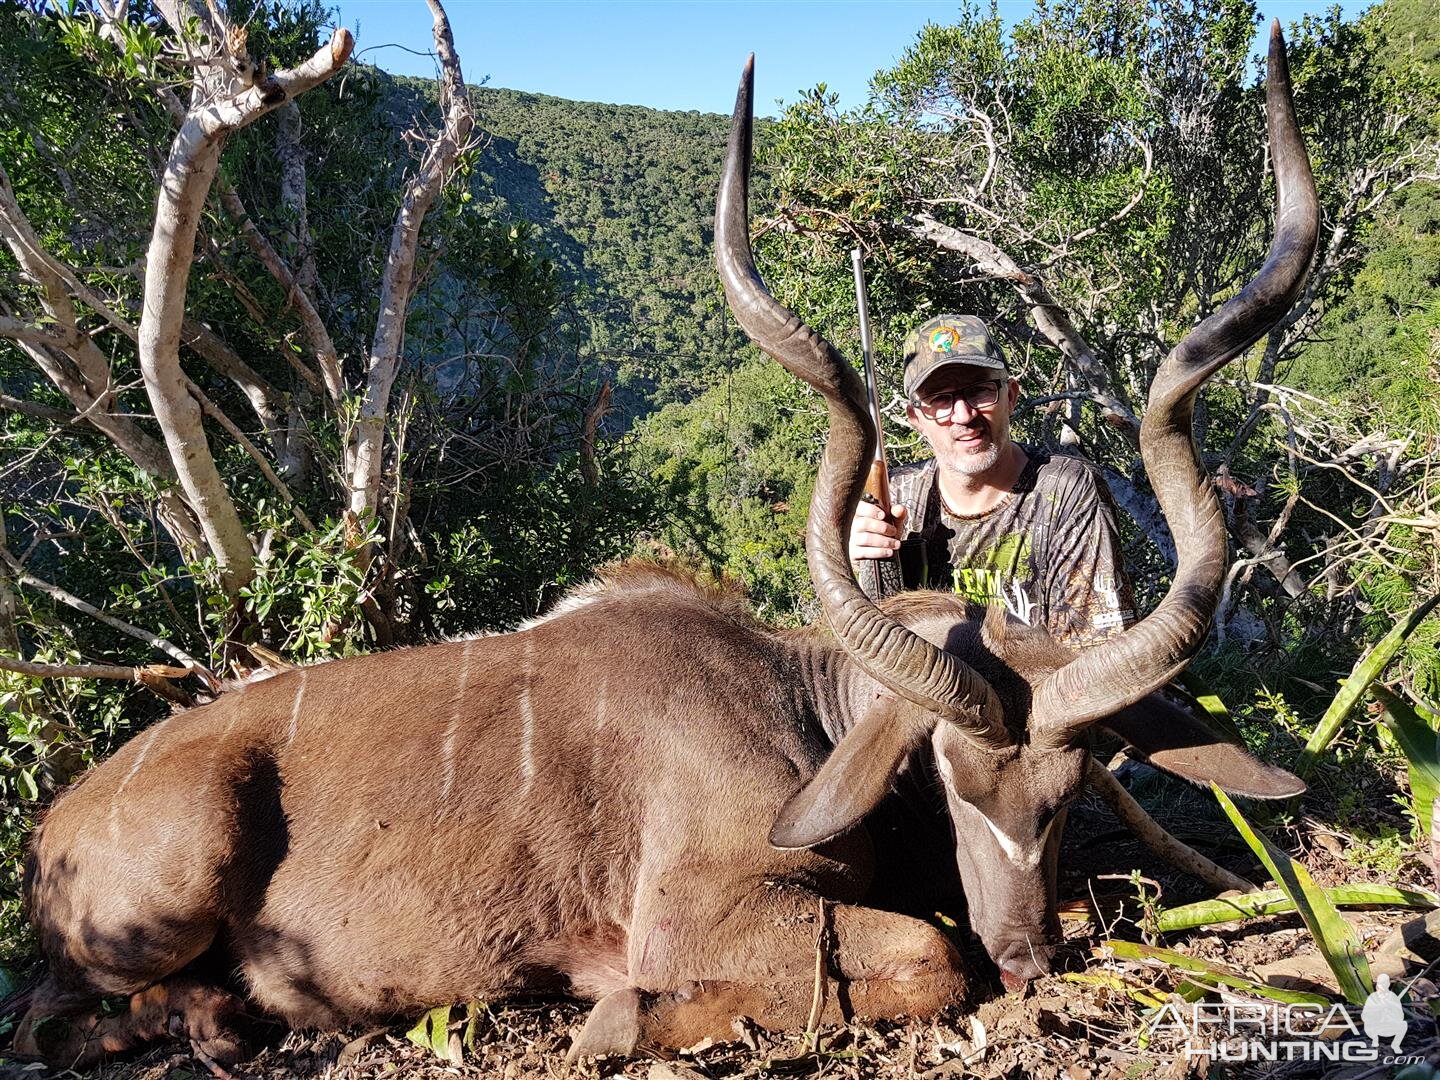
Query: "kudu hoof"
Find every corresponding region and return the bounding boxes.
[567,987,645,1062]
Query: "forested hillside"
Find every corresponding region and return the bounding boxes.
[375,74,745,410]
[467,86,736,406]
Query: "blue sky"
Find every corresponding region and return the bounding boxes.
[332,1,1364,115]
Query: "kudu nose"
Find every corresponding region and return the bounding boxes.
[995,942,1050,991]
[998,957,1043,992]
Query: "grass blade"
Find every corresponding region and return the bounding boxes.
[1374,684,1440,837]
[1098,940,1331,1005]
[1296,593,1440,779]
[1416,695,1440,727]
[1157,883,1439,931]
[1177,670,1244,742]
[1211,784,1373,1003]
[1062,971,1168,1008]
[462,1000,487,1051]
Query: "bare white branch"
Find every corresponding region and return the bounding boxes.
[1,545,212,678]
[136,21,353,597]
[214,179,343,403]
[910,211,1142,441]
[347,0,475,523]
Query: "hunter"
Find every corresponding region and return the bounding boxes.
[849,314,1137,648]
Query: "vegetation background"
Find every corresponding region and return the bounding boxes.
[0,0,1436,1027]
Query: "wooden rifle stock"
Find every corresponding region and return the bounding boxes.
[865,459,891,519]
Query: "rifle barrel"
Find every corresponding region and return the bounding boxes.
[851,249,891,518]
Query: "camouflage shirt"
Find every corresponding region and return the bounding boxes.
[855,449,1137,648]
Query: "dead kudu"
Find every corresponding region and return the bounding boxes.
[15,28,1315,1069]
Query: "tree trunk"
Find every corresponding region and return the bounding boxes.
[137,19,354,599]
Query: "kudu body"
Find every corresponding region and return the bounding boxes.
[17,27,1313,1068]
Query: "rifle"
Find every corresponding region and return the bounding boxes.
[851,249,892,520]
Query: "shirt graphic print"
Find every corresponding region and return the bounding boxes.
[855,449,1137,649]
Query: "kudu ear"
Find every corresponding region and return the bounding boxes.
[1103,689,1305,800]
[770,698,932,850]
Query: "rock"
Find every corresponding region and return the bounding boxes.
[1409,976,1439,1001]
[335,1028,388,1067]
[1312,832,1345,859]
[1377,909,1440,979]
[1255,953,1341,995]
[649,1063,708,1080]
[731,1015,763,1052]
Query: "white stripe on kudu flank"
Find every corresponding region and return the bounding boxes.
[285,670,309,748]
[116,726,159,796]
[108,723,162,840]
[439,639,476,802]
[519,635,536,792]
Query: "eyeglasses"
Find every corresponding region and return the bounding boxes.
[912,380,1003,420]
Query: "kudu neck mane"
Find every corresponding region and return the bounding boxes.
[785,592,1074,749]
[559,562,1068,750]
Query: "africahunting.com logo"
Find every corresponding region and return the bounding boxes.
[1148,974,1423,1064]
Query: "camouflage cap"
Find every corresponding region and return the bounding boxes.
[902,314,1007,398]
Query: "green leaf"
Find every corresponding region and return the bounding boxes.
[404,1005,456,1062]
[1158,883,1439,932]
[1100,940,1330,1006]
[462,1001,485,1051]
[1374,684,1440,837]
[1211,784,1372,1004]
[403,1008,432,1049]
[1296,593,1440,778]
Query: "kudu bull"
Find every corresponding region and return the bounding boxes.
[15,26,1314,1068]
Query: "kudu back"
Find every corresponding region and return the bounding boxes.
[17,28,1313,1068]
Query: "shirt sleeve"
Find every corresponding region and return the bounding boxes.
[1039,464,1138,649]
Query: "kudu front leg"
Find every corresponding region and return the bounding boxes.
[14,975,255,1071]
[570,884,970,1059]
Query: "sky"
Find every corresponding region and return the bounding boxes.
[330,0,1366,115]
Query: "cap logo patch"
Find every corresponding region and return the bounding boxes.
[928,326,962,353]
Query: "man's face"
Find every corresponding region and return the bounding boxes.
[906,364,1020,479]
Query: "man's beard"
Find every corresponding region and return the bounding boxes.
[939,424,1002,476]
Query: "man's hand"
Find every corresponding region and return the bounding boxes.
[849,501,907,561]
